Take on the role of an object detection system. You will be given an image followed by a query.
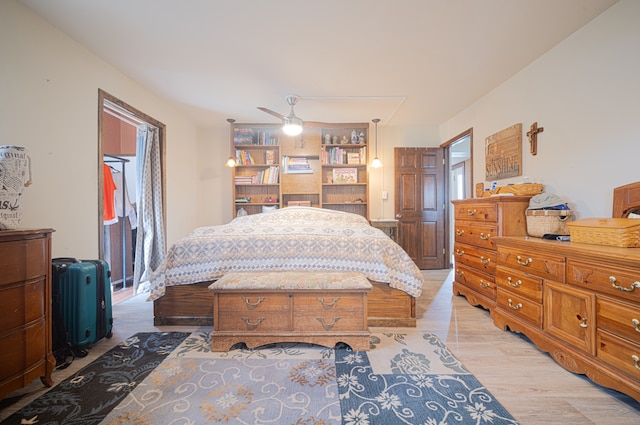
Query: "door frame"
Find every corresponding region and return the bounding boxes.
[440,128,473,267]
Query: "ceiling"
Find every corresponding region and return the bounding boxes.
[19,0,618,131]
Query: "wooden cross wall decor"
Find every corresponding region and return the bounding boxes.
[526,122,544,156]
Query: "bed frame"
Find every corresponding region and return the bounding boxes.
[612,181,640,218]
[153,279,416,328]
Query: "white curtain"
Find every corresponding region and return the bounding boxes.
[133,125,166,294]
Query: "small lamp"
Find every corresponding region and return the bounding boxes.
[225,118,237,167]
[370,118,382,168]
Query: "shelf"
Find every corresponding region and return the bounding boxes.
[231,122,369,219]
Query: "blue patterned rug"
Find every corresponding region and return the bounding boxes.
[2,331,519,424]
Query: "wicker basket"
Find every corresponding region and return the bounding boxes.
[526,209,573,237]
[568,218,640,248]
[480,183,543,198]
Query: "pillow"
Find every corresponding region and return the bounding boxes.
[262,205,278,213]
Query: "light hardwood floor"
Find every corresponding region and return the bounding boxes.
[1,270,639,423]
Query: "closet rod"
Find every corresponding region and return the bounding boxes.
[103,154,131,289]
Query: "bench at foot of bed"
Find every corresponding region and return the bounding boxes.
[208,271,372,351]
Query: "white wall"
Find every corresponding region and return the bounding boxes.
[440,0,640,219]
[0,0,208,256]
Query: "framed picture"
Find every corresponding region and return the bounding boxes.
[485,123,522,180]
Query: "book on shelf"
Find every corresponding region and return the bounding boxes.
[347,152,361,164]
[265,150,276,165]
[332,167,358,184]
[234,129,279,145]
[282,156,313,174]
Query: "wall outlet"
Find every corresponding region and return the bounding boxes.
[382,191,388,200]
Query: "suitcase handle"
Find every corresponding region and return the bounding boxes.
[53,257,80,263]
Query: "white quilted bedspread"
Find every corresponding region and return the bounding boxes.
[146,207,423,301]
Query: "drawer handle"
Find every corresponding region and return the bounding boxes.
[576,314,588,328]
[316,317,340,330]
[456,270,464,277]
[243,297,265,308]
[633,355,640,370]
[507,299,523,310]
[516,256,533,266]
[479,233,491,240]
[480,256,491,265]
[317,297,340,308]
[479,280,490,288]
[242,317,264,330]
[507,277,522,288]
[466,209,477,216]
[456,249,465,256]
[609,276,640,292]
[456,229,464,236]
[632,318,640,333]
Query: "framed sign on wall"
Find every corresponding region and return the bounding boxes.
[485,123,522,181]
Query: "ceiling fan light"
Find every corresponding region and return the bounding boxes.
[283,116,303,136]
[371,157,382,168]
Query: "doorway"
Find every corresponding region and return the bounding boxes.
[441,129,473,266]
[98,90,166,304]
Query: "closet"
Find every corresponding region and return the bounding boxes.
[102,102,140,291]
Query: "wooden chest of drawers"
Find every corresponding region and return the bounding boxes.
[0,229,55,401]
[452,196,530,313]
[209,271,371,351]
[495,236,640,402]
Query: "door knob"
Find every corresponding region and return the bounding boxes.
[396,213,402,219]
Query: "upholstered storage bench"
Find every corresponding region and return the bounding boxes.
[209,271,371,351]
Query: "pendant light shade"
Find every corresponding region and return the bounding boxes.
[225,118,237,167]
[371,118,382,168]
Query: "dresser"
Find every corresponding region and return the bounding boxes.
[495,236,640,402]
[451,196,531,313]
[0,229,55,400]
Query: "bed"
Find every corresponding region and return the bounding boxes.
[149,207,424,327]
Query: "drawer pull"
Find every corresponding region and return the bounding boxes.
[480,256,491,265]
[576,314,588,328]
[609,276,640,292]
[516,256,533,266]
[242,297,265,308]
[316,317,340,330]
[479,280,490,288]
[242,317,265,330]
[633,355,640,370]
[456,229,464,236]
[317,297,340,308]
[507,277,522,288]
[456,249,465,256]
[479,233,491,240]
[456,270,464,277]
[507,299,523,310]
[632,318,640,333]
[466,209,477,216]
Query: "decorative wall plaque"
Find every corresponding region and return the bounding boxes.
[485,123,522,181]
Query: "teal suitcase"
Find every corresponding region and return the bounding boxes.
[51,258,113,349]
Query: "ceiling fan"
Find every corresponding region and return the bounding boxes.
[258,95,326,136]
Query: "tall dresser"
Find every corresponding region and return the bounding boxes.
[0,229,55,400]
[452,196,531,313]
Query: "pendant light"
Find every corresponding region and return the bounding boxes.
[225,118,237,167]
[370,118,382,168]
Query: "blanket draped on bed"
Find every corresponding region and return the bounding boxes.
[146,207,423,301]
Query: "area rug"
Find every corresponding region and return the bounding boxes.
[2,331,520,425]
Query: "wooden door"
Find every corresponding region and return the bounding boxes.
[394,148,446,269]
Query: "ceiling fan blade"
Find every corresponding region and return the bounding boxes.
[257,107,285,120]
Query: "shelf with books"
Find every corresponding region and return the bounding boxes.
[231,122,368,219]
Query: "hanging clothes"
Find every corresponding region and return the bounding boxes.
[111,168,137,229]
[103,164,117,225]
